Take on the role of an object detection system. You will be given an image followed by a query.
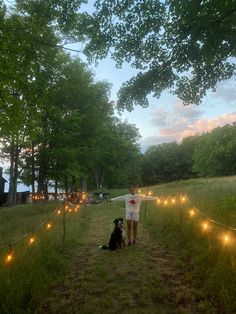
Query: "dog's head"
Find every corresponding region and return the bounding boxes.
[113,217,124,228]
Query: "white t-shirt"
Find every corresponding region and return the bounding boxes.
[111,194,158,213]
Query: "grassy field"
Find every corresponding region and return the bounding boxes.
[1,176,236,313]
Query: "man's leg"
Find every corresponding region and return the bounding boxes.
[133,221,138,244]
[126,220,132,245]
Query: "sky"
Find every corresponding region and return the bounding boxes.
[76,1,236,152]
[88,57,236,152]
[73,1,235,152]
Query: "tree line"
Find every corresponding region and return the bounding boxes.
[141,123,236,186]
[0,1,141,205]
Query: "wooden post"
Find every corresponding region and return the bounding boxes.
[62,202,66,246]
[179,191,184,234]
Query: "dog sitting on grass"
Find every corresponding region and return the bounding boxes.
[100,217,126,251]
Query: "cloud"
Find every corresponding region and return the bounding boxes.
[212,79,236,106]
[141,102,236,150]
[150,100,204,129]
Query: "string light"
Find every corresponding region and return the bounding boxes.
[0,200,84,265]
[6,253,13,263]
[222,233,230,245]
[189,209,195,217]
[29,237,35,244]
[202,222,208,231]
[3,191,236,266]
[46,223,52,230]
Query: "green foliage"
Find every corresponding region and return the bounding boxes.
[0,202,91,314]
[143,176,236,313]
[82,0,236,110]
[1,178,236,312]
[193,123,236,176]
[141,124,236,185]
[0,2,142,193]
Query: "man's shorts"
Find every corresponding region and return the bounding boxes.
[126,211,139,222]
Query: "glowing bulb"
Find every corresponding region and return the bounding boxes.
[157,199,161,204]
[203,223,208,231]
[148,191,152,196]
[189,209,195,217]
[57,210,61,215]
[29,237,35,244]
[164,200,168,205]
[6,254,13,263]
[182,197,186,202]
[46,223,52,230]
[65,205,68,210]
[224,235,229,243]
[69,209,72,213]
[138,189,141,193]
[172,198,176,204]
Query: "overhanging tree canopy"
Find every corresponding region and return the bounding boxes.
[81,0,236,110]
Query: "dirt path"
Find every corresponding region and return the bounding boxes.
[37,208,209,314]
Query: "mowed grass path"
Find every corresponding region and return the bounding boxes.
[37,202,214,314]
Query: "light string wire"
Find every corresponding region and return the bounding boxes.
[0,195,87,263]
[191,206,236,231]
[0,207,58,251]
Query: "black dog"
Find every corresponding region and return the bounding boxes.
[100,217,126,251]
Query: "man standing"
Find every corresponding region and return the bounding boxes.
[111,185,158,246]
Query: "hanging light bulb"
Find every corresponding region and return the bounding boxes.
[6,253,13,263]
[189,209,195,217]
[46,223,52,230]
[29,237,35,244]
[203,222,208,231]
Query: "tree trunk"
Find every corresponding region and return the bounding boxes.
[80,179,87,192]
[7,143,20,206]
[54,180,58,200]
[94,169,104,189]
[7,145,14,206]
[65,176,69,193]
[31,142,36,195]
[70,175,76,192]
[95,170,99,190]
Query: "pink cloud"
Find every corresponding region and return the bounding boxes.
[141,111,236,150]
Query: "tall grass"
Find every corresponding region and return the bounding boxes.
[0,201,91,314]
[138,176,236,313]
[1,176,236,313]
